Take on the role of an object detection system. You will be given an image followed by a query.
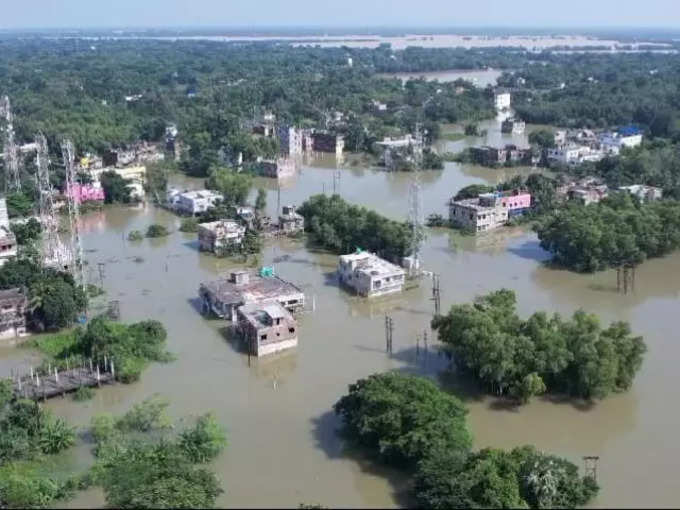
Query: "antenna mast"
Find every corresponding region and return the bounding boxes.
[36,133,68,270]
[62,139,84,287]
[1,96,21,192]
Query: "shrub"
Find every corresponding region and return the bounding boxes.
[146,224,170,238]
[127,230,143,241]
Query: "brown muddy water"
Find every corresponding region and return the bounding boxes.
[5,126,680,508]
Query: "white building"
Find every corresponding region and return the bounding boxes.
[547,144,605,165]
[170,189,223,215]
[619,185,663,202]
[599,130,643,155]
[337,251,406,298]
[0,199,17,267]
[494,91,511,111]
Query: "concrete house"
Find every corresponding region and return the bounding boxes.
[0,199,17,267]
[0,288,28,342]
[199,270,305,321]
[619,185,663,202]
[494,90,511,110]
[236,302,298,357]
[198,220,246,254]
[171,189,223,215]
[278,205,305,234]
[449,190,531,233]
[337,251,406,298]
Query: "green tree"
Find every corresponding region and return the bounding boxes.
[206,167,252,206]
[5,192,34,218]
[528,128,556,149]
[255,188,267,213]
[454,184,495,200]
[146,224,169,238]
[100,171,133,204]
[99,440,223,509]
[334,372,471,467]
[178,413,228,463]
[432,289,646,402]
[10,218,42,245]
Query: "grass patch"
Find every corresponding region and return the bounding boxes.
[72,386,95,402]
[439,132,466,141]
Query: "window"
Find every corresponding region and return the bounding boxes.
[260,334,267,340]
[289,327,295,333]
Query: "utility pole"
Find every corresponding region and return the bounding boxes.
[62,139,85,289]
[333,170,341,195]
[431,273,441,316]
[384,315,394,355]
[583,456,600,482]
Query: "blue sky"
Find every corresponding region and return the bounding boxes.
[1,0,679,29]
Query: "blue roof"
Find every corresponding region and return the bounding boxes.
[618,125,640,136]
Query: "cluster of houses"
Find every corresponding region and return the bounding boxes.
[547,126,643,166]
[166,187,305,255]
[198,249,407,357]
[468,144,537,167]
[251,115,345,158]
[446,178,664,236]
[556,177,663,205]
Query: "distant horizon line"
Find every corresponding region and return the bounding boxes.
[1,24,680,33]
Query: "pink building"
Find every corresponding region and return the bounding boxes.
[66,184,105,204]
[499,192,531,213]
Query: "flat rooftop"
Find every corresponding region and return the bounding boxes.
[450,197,496,212]
[239,301,292,328]
[201,274,303,306]
[198,220,244,233]
[340,252,404,277]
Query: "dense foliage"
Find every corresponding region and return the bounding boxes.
[10,218,41,245]
[498,53,680,137]
[335,373,599,508]
[0,380,78,508]
[89,397,227,509]
[535,192,680,272]
[414,445,598,509]
[146,224,170,238]
[205,167,252,206]
[334,372,471,467]
[100,170,133,204]
[31,317,172,383]
[432,289,646,401]
[298,194,414,260]
[0,257,86,331]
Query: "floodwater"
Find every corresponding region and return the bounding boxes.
[378,68,503,88]
[4,93,680,510]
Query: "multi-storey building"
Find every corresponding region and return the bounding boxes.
[337,251,406,298]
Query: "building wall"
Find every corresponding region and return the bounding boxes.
[238,313,299,357]
[449,203,508,233]
[338,259,405,297]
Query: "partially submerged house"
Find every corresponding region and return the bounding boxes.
[168,189,223,215]
[236,302,298,357]
[199,270,305,321]
[278,205,304,234]
[198,220,246,254]
[0,288,28,341]
[0,198,17,267]
[449,190,531,233]
[337,251,406,298]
